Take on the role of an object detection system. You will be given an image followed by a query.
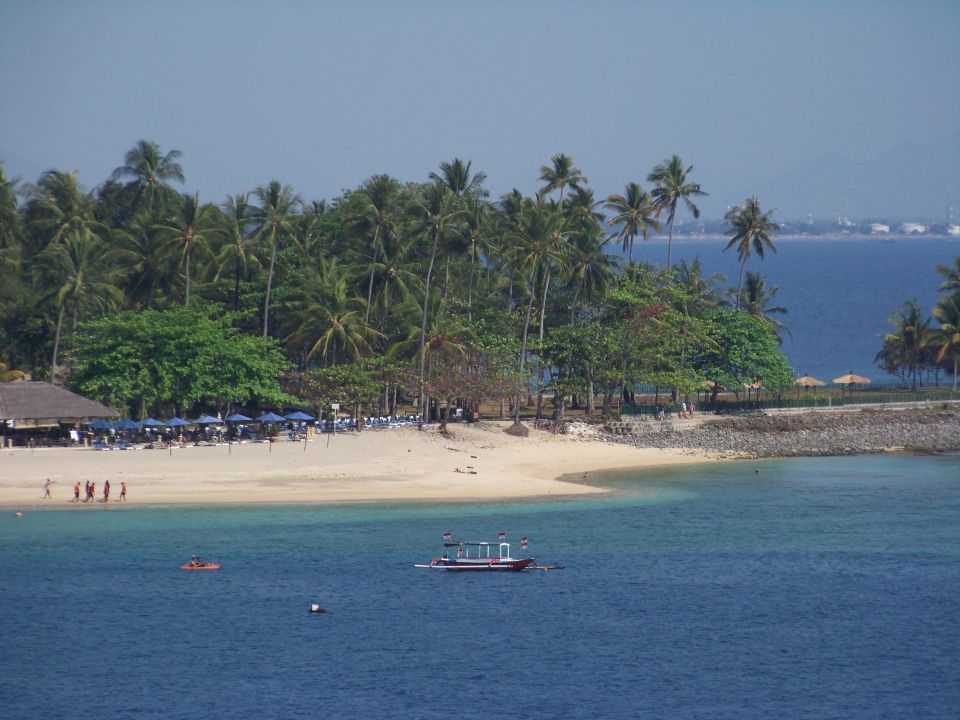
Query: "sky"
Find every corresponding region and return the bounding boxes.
[2,0,959,221]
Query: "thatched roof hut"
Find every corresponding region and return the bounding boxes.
[0,381,119,425]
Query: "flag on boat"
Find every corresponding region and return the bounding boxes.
[498,531,507,540]
[520,536,528,549]
[443,531,452,541]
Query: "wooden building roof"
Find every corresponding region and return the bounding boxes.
[0,381,119,423]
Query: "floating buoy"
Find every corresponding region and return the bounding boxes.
[308,603,326,614]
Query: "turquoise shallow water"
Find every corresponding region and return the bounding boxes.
[1,454,959,719]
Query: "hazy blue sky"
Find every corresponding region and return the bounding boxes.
[2,0,958,220]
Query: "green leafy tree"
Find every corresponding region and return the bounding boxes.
[723,197,780,310]
[647,155,706,267]
[930,293,960,390]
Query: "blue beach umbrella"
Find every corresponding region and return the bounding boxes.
[165,417,190,427]
[225,413,252,422]
[89,419,114,430]
[192,414,221,424]
[116,419,141,430]
[256,412,287,423]
[141,418,165,427]
[285,411,314,421]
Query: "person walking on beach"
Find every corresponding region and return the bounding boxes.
[119,481,127,502]
[41,478,54,500]
[102,480,110,503]
[72,482,80,503]
[88,482,96,503]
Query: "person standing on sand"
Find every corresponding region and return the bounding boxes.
[119,482,127,502]
[41,478,54,499]
[73,482,80,503]
[103,480,110,503]
[89,482,96,503]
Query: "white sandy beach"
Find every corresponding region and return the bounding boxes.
[0,421,719,508]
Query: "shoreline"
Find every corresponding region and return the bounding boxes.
[0,421,722,510]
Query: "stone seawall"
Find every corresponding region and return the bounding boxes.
[603,409,960,457]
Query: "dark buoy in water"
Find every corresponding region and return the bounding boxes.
[309,603,326,614]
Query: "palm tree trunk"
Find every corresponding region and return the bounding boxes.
[185,248,192,305]
[51,304,65,384]
[953,356,957,391]
[365,240,379,324]
[418,229,441,431]
[536,267,550,419]
[263,233,277,338]
[233,257,242,311]
[570,280,582,323]
[667,215,675,267]
[735,258,746,311]
[467,242,476,323]
[512,272,539,428]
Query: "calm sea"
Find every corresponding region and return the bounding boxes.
[626,238,959,383]
[2,453,958,719]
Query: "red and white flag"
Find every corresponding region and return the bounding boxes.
[443,531,452,541]
[520,536,528,549]
[498,531,507,540]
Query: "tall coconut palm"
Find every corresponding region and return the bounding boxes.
[409,181,461,429]
[503,199,566,430]
[250,181,301,338]
[931,293,960,390]
[156,193,221,304]
[429,158,488,199]
[722,197,780,310]
[879,300,930,390]
[736,272,790,342]
[936,256,960,295]
[674,258,725,311]
[353,175,400,324]
[111,210,179,308]
[538,153,587,204]
[40,229,123,382]
[285,258,381,365]
[567,227,617,322]
[216,194,261,311]
[604,182,661,262]
[0,164,21,252]
[111,139,185,211]
[24,170,105,254]
[647,155,706,267]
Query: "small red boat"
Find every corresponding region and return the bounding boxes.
[180,556,220,570]
[415,533,536,572]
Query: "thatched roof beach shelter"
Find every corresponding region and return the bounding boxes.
[0,381,119,446]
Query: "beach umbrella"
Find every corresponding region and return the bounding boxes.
[89,419,114,430]
[285,411,314,421]
[192,414,221,424]
[793,374,826,399]
[115,419,141,430]
[225,413,252,422]
[141,418,165,427]
[832,371,871,400]
[165,417,190,427]
[256,412,287,423]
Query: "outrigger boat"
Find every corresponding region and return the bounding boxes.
[415,532,536,571]
[180,555,221,570]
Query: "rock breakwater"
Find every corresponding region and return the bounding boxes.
[605,409,960,458]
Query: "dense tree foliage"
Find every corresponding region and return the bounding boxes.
[0,143,807,422]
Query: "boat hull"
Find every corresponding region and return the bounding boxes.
[415,558,536,571]
[180,564,221,570]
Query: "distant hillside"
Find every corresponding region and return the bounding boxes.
[749,132,960,223]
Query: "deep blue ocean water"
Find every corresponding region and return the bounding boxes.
[2,454,959,719]
[625,238,959,383]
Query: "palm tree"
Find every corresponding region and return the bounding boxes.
[156,193,221,304]
[936,256,960,295]
[647,155,706,266]
[604,182,661,262]
[353,175,400,324]
[250,181,301,338]
[24,170,105,254]
[285,259,381,365]
[40,229,122,382]
[931,294,960,390]
[674,258,725,311]
[736,272,790,342]
[722,197,780,310]
[216,194,261,311]
[0,163,21,252]
[410,181,462,429]
[879,300,930,390]
[567,227,617,322]
[111,211,179,308]
[111,139,185,211]
[429,158,488,199]
[503,199,566,430]
[538,153,587,203]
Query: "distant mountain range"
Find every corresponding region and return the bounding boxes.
[744,132,960,223]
